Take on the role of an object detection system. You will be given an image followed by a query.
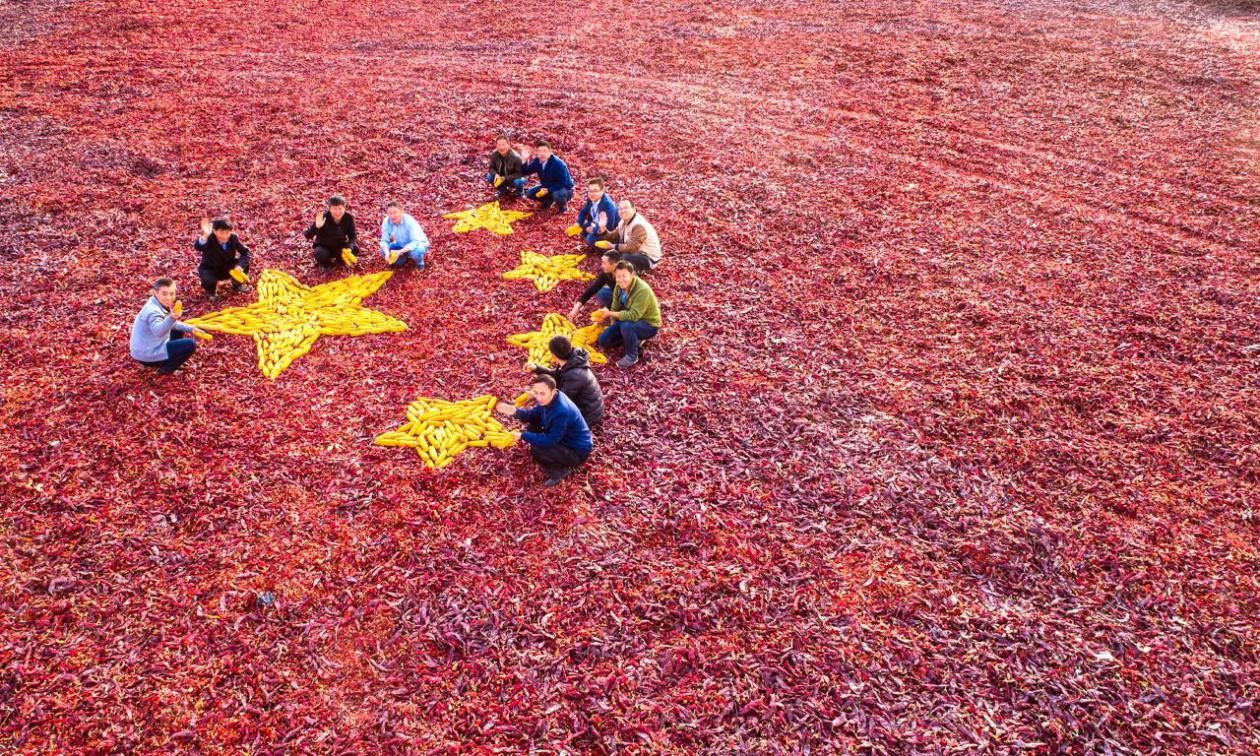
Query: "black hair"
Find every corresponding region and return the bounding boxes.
[602,250,622,263]
[328,195,347,207]
[152,277,175,290]
[588,177,605,189]
[211,218,232,231]
[614,261,637,275]
[385,200,402,210]
[535,140,551,149]
[548,335,574,360]
[529,374,557,390]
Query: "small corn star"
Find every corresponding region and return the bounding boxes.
[375,395,517,469]
[184,269,406,379]
[506,312,608,368]
[502,250,593,293]
[443,201,531,235]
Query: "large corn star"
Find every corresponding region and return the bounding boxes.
[443,201,531,235]
[506,313,608,368]
[185,269,406,379]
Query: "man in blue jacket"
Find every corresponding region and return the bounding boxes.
[129,277,208,375]
[566,177,619,248]
[520,141,575,214]
[495,375,593,487]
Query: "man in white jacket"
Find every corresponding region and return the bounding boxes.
[596,199,661,274]
[129,278,207,374]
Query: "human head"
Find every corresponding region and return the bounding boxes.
[211,217,233,244]
[535,141,552,162]
[548,335,574,363]
[614,260,637,290]
[617,199,635,219]
[528,374,558,405]
[152,277,177,309]
[495,135,511,155]
[385,200,403,224]
[327,195,347,221]
[600,250,622,274]
[587,178,605,203]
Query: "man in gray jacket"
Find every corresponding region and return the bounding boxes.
[130,277,207,374]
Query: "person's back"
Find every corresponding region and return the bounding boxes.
[556,348,603,426]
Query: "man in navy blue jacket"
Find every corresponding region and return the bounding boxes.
[566,177,619,248]
[496,375,593,487]
[193,217,252,300]
[520,141,575,214]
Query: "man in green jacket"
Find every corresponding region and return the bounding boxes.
[593,260,661,368]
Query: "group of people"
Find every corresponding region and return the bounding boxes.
[128,136,665,487]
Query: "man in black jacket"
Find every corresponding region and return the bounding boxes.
[305,195,359,268]
[529,335,603,426]
[568,249,620,323]
[486,136,525,197]
[194,217,252,300]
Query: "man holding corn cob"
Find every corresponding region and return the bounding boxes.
[594,261,662,369]
[305,195,360,268]
[194,217,252,301]
[495,375,593,488]
[486,135,526,197]
[595,199,661,274]
[130,277,208,375]
[521,141,574,214]
[378,201,430,270]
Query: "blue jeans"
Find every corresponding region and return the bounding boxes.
[597,320,659,360]
[140,336,197,374]
[486,172,525,195]
[595,286,612,307]
[526,185,572,212]
[383,241,427,268]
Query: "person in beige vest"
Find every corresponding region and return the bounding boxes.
[596,199,661,274]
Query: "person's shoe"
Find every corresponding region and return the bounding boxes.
[207,293,218,302]
[416,260,425,272]
[543,467,572,488]
[616,355,639,369]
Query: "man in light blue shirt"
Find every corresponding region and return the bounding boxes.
[379,201,430,270]
[129,277,207,374]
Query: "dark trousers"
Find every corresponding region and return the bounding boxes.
[526,186,573,213]
[529,443,589,474]
[620,253,655,275]
[525,421,590,474]
[313,244,348,267]
[139,337,197,374]
[198,262,249,295]
[597,319,659,360]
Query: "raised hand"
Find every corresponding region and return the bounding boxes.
[314,210,326,228]
[199,217,213,237]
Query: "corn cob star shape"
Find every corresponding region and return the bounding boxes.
[506,312,608,368]
[184,269,407,379]
[502,250,593,293]
[375,395,517,469]
[443,201,531,235]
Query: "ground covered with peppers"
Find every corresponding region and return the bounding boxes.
[1,0,1257,751]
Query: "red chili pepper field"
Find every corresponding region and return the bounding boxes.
[1,0,1258,751]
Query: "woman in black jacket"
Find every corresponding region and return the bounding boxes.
[530,336,604,426]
